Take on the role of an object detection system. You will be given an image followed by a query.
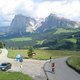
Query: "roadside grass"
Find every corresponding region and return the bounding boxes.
[8,50,28,58]
[0,71,32,80]
[8,49,79,60]
[0,50,2,54]
[67,55,80,71]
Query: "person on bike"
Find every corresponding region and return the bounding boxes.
[51,62,55,72]
[50,56,52,62]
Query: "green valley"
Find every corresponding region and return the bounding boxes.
[0,28,80,51]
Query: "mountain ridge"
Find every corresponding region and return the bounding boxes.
[1,14,80,50]
[35,14,79,33]
[0,13,80,34]
[9,14,36,34]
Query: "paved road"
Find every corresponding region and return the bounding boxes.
[0,49,47,80]
[0,49,80,80]
[0,48,11,63]
[44,58,80,80]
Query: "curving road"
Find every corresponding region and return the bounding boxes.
[0,49,80,80]
[44,57,80,80]
[0,48,10,62]
[0,49,47,80]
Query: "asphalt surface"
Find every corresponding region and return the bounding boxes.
[0,49,80,80]
[44,58,80,80]
[0,49,47,80]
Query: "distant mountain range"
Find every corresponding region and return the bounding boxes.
[10,14,80,34]
[0,13,80,34]
[1,14,80,50]
[35,14,80,33]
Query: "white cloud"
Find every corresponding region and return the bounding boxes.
[35,0,80,20]
[51,0,80,19]
[0,0,80,26]
[15,0,35,17]
[0,0,35,26]
[0,0,22,25]
[35,1,52,18]
[0,0,20,14]
[0,0,34,17]
[23,0,34,11]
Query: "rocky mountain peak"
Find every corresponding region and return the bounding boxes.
[9,14,36,34]
[35,13,78,33]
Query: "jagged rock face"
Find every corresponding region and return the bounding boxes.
[9,14,79,34]
[35,14,78,33]
[9,14,36,34]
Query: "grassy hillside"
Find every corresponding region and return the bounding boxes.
[9,37,32,41]
[54,28,80,34]
[63,38,77,43]
[8,49,79,60]
[36,40,45,45]
[1,28,80,50]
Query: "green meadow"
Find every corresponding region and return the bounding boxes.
[0,72,32,80]
[63,38,77,43]
[8,49,80,60]
[36,40,45,45]
[54,28,80,34]
[9,37,32,41]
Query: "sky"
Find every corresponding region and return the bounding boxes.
[0,0,80,26]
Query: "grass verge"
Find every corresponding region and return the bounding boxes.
[0,49,2,54]
[67,56,80,73]
[0,71,32,80]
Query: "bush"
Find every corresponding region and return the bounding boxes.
[27,46,34,57]
[0,42,4,48]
